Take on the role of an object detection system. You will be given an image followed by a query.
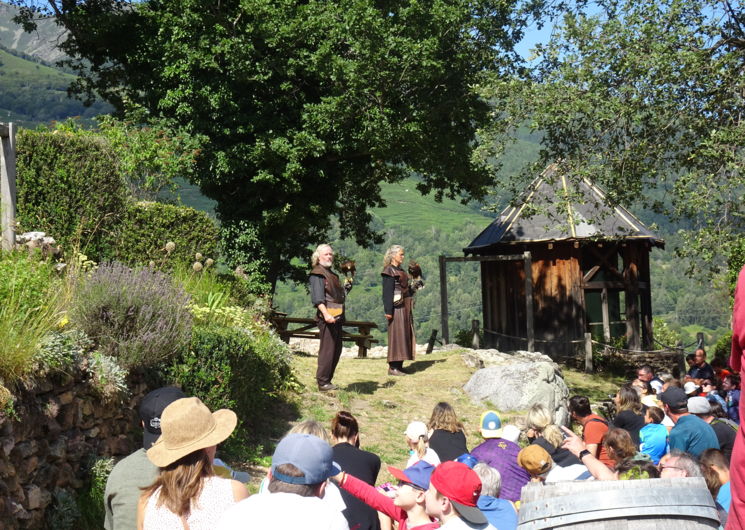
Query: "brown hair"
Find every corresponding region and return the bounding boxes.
[603,428,637,463]
[646,406,664,424]
[701,448,729,472]
[701,463,722,498]
[141,449,213,518]
[269,463,321,496]
[428,402,464,433]
[616,384,644,415]
[331,411,359,441]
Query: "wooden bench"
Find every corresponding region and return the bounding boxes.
[270,315,379,358]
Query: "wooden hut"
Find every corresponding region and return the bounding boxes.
[464,166,664,359]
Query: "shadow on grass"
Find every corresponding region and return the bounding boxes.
[346,380,382,394]
[406,359,444,374]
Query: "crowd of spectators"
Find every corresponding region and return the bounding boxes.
[103,354,739,529]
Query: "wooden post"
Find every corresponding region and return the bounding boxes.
[471,319,480,349]
[696,332,705,351]
[426,329,438,354]
[524,251,534,352]
[601,287,611,343]
[0,122,17,252]
[439,255,449,344]
[357,325,369,358]
[584,332,593,373]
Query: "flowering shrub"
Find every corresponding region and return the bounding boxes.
[86,352,128,400]
[71,262,192,369]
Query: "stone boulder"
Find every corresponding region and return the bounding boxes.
[462,349,570,426]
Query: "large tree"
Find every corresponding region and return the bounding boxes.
[15,0,538,288]
[478,0,745,284]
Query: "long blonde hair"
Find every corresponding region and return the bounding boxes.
[526,404,553,433]
[428,402,464,433]
[383,245,404,267]
[141,449,213,518]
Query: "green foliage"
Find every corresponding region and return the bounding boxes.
[714,332,733,363]
[15,124,128,259]
[167,324,297,456]
[71,262,192,369]
[86,352,128,400]
[479,0,745,280]
[96,113,201,200]
[35,329,92,374]
[652,318,681,350]
[0,251,62,382]
[108,201,219,269]
[46,489,80,530]
[26,0,541,287]
[76,457,114,529]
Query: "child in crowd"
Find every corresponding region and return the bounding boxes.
[638,406,668,465]
[722,374,740,424]
[405,421,441,468]
[427,402,468,462]
[333,461,439,530]
[424,461,496,529]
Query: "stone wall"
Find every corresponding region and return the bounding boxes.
[0,371,148,529]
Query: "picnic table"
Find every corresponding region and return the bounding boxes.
[270,315,379,358]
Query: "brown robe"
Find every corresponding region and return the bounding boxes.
[310,265,345,386]
[382,265,415,362]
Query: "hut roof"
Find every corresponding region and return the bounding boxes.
[464,165,664,254]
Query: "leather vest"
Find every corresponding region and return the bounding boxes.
[310,265,345,304]
[382,265,411,299]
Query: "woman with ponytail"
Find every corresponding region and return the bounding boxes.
[404,421,440,468]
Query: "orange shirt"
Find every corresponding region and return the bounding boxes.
[582,414,614,468]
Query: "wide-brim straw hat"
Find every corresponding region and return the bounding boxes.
[147,397,237,468]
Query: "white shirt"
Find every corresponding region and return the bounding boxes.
[406,447,441,468]
[215,491,349,530]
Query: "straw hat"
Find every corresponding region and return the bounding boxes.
[146,397,237,467]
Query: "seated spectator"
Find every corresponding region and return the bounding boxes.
[637,365,664,394]
[701,462,728,526]
[568,395,614,468]
[722,374,741,424]
[701,379,727,410]
[524,404,581,467]
[631,379,659,408]
[701,448,731,513]
[684,381,701,398]
[331,411,381,530]
[333,460,438,530]
[427,402,468,462]
[216,433,349,529]
[603,428,645,467]
[517,444,591,483]
[424,461,496,529]
[689,396,737,463]
[611,383,646,445]
[404,421,441,468]
[658,450,704,479]
[470,411,529,502]
[659,387,719,457]
[137,397,248,530]
[686,348,715,384]
[639,406,669,464]
[257,420,346,514]
[105,386,185,530]
[473,463,517,530]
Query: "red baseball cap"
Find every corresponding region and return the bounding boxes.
[430,461,487,525]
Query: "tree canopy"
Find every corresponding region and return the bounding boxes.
[14,0,543,287]
[478,0,745,285]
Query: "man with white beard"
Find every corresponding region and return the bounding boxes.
[309,244,348,391]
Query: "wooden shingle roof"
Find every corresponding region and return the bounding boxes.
[464,165,664,254]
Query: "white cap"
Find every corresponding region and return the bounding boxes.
[501,425,521,443]
[404,421,428,441]
[684,381,700,395]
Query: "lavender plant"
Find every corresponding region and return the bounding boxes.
[71,262,192,369]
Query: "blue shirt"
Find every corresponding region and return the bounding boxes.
[477,495,517,530]
[669,415,719,457]
[639,423,669,464]
[718,482,731,513]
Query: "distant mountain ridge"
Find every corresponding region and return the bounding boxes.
[0,1,66,64]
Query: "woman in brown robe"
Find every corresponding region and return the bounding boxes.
[382,245,416,376]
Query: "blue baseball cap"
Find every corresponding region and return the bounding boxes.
[271,433,341,485]
[480,410,503,438]
[456,453,479,469]
[388,460,435,490]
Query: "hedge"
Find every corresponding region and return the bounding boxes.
[15,129,128,259]
[108,201,219,269]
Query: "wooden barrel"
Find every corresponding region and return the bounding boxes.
[518,477,720,529]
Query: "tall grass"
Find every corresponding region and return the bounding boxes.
[0,252,63,382]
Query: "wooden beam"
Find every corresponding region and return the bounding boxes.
[1,122,16,252]
[439,255,449,344]
[524,251,534,352]
[583,281,650,290]
[445,254,525,263]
